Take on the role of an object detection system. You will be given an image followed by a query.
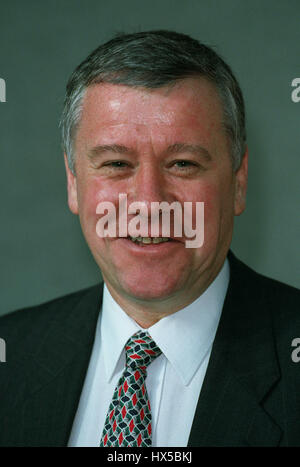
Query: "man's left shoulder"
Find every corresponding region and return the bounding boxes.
[229,251,300,335]
[258,271,300,341]
[255,266,300,309]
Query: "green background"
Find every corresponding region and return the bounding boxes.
[0,0,299,315]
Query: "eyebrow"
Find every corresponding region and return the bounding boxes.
[88,144,132,160]
[165,143,212,161]
[87,142,212,161]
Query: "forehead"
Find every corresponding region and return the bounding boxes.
[76,78,226,150]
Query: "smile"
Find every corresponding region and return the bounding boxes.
[128,236,171,245]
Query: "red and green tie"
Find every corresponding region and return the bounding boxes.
[100,330,162,447]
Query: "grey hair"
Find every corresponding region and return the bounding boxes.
[60,30,246,174]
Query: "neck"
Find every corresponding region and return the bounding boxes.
[104,263,224,328]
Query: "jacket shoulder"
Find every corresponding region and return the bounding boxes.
[0,285,101,357]
[229,251,300,303]
[229,251,300,338]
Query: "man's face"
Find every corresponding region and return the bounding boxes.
[65,78,247,310]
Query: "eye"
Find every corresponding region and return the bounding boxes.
[167,159,205,177]
[171,160,201,172]
[105,161,128,168]
[104,160,130,169]
[174,160,196,168]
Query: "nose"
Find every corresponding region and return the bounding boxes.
[125,158,181,239]
[129,160,168,208]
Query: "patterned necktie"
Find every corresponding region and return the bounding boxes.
[100,330,162,447]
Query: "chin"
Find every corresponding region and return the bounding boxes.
[116,272,185,302]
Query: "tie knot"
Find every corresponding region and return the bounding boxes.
[125,331,161,372]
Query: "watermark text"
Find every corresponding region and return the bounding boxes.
[291,78,300,103]
[0,78,6,102]
[0,338,6,362]
[291,337,300,363]
[95,194,204,248]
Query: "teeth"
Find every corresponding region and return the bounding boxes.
[129,236,170,244]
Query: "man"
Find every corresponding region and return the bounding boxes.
[0,30,299,447]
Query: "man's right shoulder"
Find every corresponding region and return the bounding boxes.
[0,284,103,348]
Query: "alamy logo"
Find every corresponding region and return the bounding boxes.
[291,338,300,363]
[0,338,6,362]
[95,194,204,248]
[0,78,6,102]
[291,78,300,103]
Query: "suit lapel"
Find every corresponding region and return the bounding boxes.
[188,252,282,446]
[3,284,103,447]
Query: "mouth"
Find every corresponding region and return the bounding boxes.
[113,235,184,256]
[128,236,172,246]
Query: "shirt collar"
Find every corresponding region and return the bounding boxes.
[100,286,141,382]
[101,259,229,386]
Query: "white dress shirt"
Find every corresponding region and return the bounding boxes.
[68,259,229,447]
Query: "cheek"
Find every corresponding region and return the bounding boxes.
[190,179,234,240]
[201,186,221,240]
[188,181,221,219]
[77,177,120,228]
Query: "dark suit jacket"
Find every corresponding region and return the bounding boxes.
[0,251,299,447]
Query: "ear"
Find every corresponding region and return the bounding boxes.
[234,146,248,216]
[64,153,79,215]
